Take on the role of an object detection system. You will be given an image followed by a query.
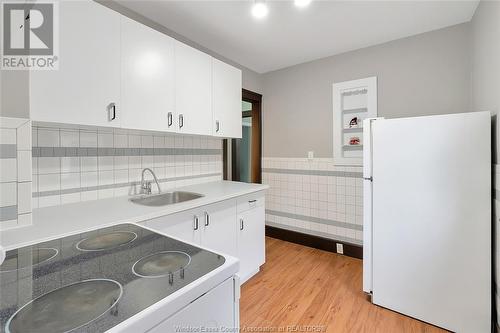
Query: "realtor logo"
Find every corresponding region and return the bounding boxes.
[1,1,59,70]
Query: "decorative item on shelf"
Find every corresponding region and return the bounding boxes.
[349,137,360,145]
[349,117,359,128]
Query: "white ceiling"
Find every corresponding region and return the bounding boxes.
[117,0,479,73]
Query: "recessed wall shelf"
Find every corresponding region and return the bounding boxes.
[343,145,363,151]
[342,107,368,114]
[343,127,362,133]
[333,77,377,166]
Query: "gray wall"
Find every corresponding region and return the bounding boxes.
[470,1,500,330]
[471,0,500,163]
[262,23,472,158]
[0,71,30,119]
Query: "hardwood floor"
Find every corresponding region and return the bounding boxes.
[240,237,446,333]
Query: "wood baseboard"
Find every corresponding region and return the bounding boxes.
[265,225,363,259]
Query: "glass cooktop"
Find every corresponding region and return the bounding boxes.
[0,224,226,333]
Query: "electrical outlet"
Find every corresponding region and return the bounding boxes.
[308,151,314,159]
[336,243,344,254]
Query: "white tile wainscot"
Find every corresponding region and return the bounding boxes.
[262,157,363,245]
[0,117,32,230]
[32,124,223,208]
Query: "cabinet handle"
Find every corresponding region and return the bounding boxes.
[240,218,244,231]
[248,200,257,203]
[108,103,116,121]
[193,215,199,230]
[204,212,210,226]
[215,120,220,133]
[179,114,184,129]
[167,112,173,127]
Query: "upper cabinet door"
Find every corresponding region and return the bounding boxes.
[174,41,213,136]
[30,1,121,127]
[120,17,175,132]
[212,59,242,138]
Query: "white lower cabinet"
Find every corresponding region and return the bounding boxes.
[141,191,265,282]
[202,200,238,257]
[236,194,265,283]
[148,277,237,333]
[143,208,202,245]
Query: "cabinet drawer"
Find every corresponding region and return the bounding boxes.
[237,191,265,213]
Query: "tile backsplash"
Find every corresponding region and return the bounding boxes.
[32,124,223,208]
[0,117,32,230]
[262,157,363,245]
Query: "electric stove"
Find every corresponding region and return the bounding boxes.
[0,224,226,333]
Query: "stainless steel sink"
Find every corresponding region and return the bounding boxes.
[129,191,204,207]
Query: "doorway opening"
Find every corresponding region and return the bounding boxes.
[223,89,262,183]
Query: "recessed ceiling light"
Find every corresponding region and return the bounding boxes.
[294,0,312,8]
[252,1,269,19]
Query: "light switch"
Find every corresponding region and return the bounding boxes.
[307,151,314,159]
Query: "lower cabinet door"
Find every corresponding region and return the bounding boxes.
[202,200,238,257]
[141,209,202,245]
[237,205,265,282]
[148,278,236,333]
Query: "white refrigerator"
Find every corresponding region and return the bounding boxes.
[362,112,491,332]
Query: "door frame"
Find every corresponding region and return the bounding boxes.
[223,89,262,183]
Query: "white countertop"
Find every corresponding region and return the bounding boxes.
[1,181,268,250]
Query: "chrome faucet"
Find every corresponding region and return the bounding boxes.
[141,168,161,195]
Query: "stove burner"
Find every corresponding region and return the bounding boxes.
[76,231,137,251]
[132,251,191,278]
[5,279,123,333]
[0,248,58,272]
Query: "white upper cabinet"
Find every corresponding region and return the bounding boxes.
[120,16,175,132]
[30,1,121,127]
[212,58,242,138]
[174,41,213,136]
[30,1,242,138]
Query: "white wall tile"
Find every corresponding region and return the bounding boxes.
[81,190,98,202]
[61,173,80,190]
[17,122,31,150]
[81,157,97,172]
[30,125,223,208]
[38,157,60,175]
[80,131,97,147]
[0,159,17,182]
[0,182,17,206]
[17,151,32,181]
[17,213,32,226]
[113,156,128,170]
[141,135,153,148]
[38,129,59,147]
[0,128,16,144]
[98,133,113,148]
[60,130,79,147]
[39,195,61,208]
[61,193,81,204]
[128,135,141,148]
[98,170,114,186]
[38,174,60,192]
[81,172,98,188]
[98,156,114,171]
[114,169,128,184]
[114,134,128,148]
[17,182,32,214]
[0,219,18,230]
[61,157,80,173]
